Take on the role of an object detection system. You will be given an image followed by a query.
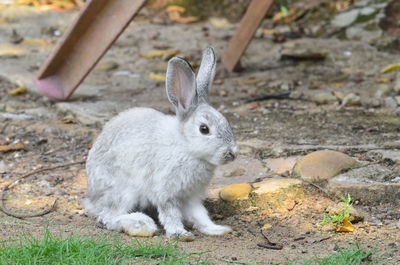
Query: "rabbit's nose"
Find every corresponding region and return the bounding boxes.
[225,148,237,161]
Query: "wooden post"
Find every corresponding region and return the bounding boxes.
[35,0,148,101]
[222,0,274,72]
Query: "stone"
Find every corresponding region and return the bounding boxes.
[331,9,359,28]
[252,178,304,211]
[345,26,382,42]
[373,84,392,98]
[384,97,398,108]
[326,204,364,223]
[394,73,400,95]
[292,150,358,183]
[56,101,120,126]
[281,42,327,60]
[367,150,400,164]
[359,7,376,16]
[313,92,337,105]
[395,107,400,116]
[327,164,400,205]
[265,157,299,174]
[0,160,7,174]
[94,60,119,71]
[212,157,266,186]
[341,93,361,107]
[219,183,252,202]
[395,96,400,106]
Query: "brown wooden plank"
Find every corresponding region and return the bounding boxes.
[35,0,148,101]
[222,0,274,72]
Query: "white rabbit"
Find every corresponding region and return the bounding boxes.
[83,47,238,240]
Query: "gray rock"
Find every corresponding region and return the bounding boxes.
[332,9,360,28]
[327,164,400,205]
[384,97,398,108]
[360,7,376,16]
[342,93,361,107]
[394,72,400,95]
[373,84,392,98]
[0,160,7,174]
[0,112,32,121]
[395,107,400,116]
[346,26,382,42]
[313,92,337,105]
[56,101,119,126]
[281,42,327,60]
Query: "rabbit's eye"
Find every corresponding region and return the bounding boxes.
[199,124,209,135]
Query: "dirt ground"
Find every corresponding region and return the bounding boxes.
[0,2,400,264]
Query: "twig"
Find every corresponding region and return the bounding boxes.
[258,228,283,250]
[245,91,291,103]
[0,160,85,219]
[300,179,335,200]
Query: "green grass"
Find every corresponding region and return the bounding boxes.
[296,243,378,265]
[0,229,380,265]
[0,229,210,265]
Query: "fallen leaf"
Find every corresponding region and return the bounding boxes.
[209,17,233,28]
[336,219,354,232]
[140,48,179,59]
[375,78,391,83]
[0,143,24,152]
[263,29,276,35]
[148,73,166,81]
[262,223,272,230]
[380,63,400,74]
[61,115,74,124]
[9,86,26,95]
[22,39,48,46]
[166,5,198,24]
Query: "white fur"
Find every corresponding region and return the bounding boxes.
[83,47,237,238]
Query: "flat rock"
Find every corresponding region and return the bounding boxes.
[332,9,360,28]
[281,42,327,60]
[206,178,304,215]
[252,178,304,211]
[292,150,358,183]
[219,183,253,202]
[327,164,400,205]
[313,92,337,105]
[265,157,299,174]
[213,156,266,186]
[56,101,120,126]
[0,160,7,174]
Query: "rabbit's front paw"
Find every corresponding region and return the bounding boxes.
[119,213,158,237]
[199,224,232,235]
[167,230,195,242]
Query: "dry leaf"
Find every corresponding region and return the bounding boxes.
[61,115,74,124]
[375,78,391,83]
[166,5,198,24]
[209,17,232,28]
[0,142,24,152]
[22,39,48,46]
[148,73,166,81]
[336,219,354,232]
[263,29,276,35]
[262,223,272,230]
[140,48,179,59]
[380,63,400,74]
[9,86,26,95]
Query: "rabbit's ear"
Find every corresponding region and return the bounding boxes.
[196,46,216,103]
[166,57,197,116]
